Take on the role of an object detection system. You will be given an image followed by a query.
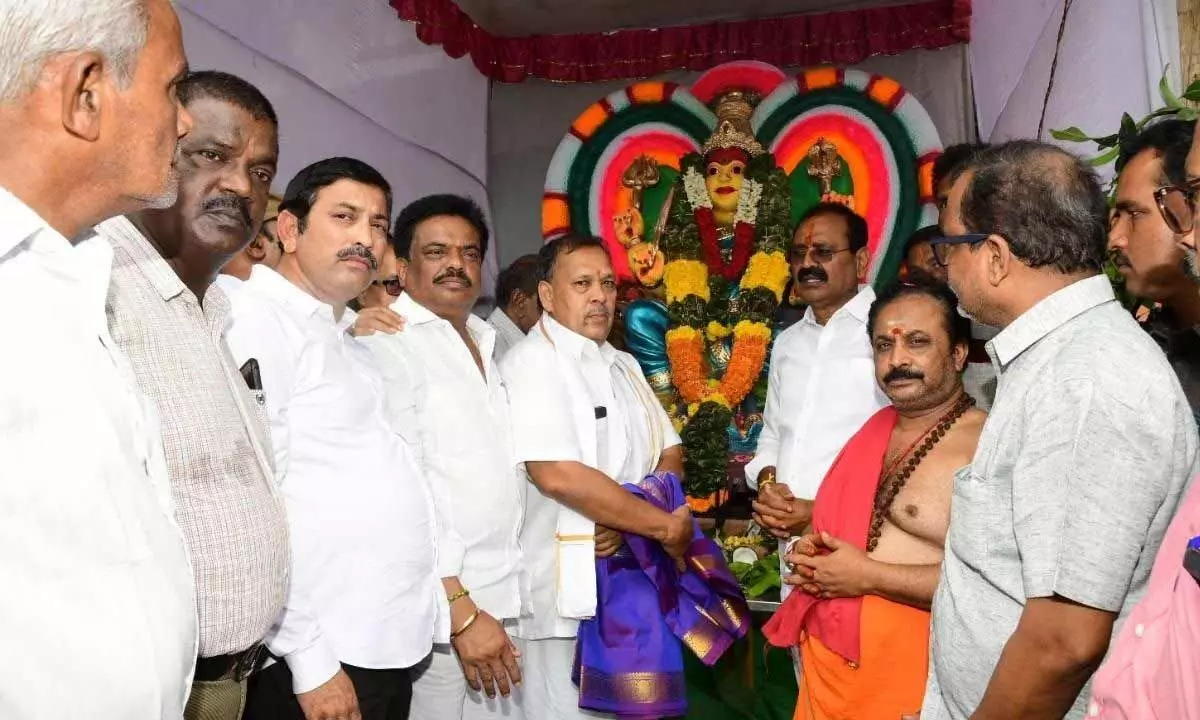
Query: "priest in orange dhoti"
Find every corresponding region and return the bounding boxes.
[763,280,987,720]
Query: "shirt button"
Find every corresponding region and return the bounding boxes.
[1134,623,1145,638]
[847,661,858,669]
[1088,700,1100,717]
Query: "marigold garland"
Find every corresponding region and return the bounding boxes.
[659,152,792,499]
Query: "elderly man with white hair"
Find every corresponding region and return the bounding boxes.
[0,0,197,718]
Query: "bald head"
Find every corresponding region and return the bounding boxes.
[958,140,1108,275]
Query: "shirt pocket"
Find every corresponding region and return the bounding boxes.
[947,464,993,571]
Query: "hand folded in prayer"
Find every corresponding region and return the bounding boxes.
[784,531,875,599]
[451,608,522,699]
[349,307,405,337]
[595,524,623,558]
[752,483,812,539]
[296,668,360,720]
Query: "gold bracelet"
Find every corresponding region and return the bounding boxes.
[450,610,481,640]
[447,588,471,604]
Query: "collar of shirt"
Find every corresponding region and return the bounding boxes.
[0,187,114,327]
[988,274,1114,368]
[247,264,357,333]
[799,284,876,328]
[488,305,525,339]
[101,216,236,327]
[392,292,498,359]
[539,312,618,367]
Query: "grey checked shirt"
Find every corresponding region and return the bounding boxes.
[922,275,1198,719]
[101,217,289,657]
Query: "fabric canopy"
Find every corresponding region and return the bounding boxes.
[391,0,971,83]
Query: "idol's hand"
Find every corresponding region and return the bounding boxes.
[451,608,521,698]
[786,532,874,599]
[594,524,623,558]
[296,668,360,720]
[752,483,812,539]
[349,307,405,337]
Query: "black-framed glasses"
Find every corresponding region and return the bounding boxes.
[1153,177,1200,234]
[928,233,989,267]
[372,275,402,297]
[788,245,853,264]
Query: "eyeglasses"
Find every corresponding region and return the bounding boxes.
[372,276,402,297]
[788,245,853,264]
[1153,177,1200,234]
[928,233,989,267]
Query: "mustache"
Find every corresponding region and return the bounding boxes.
[586,306,611,319]
[1109,249,1131,268]
[434,267,472,286]
[336,244,379,270]
[883,366,925,384]
[796,267,828,283]
[201,194,251,227]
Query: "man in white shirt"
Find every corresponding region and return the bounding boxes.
[359,194,525,719]
[749,203,889,547]
[98,71,289,720]
[488,253,540,361]
[228,158,442,720]
[0,2,199,718]
[500,234,695,720]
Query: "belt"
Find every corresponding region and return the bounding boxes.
[194,643,267,683]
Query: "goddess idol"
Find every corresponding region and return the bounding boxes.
[540,62,945,509]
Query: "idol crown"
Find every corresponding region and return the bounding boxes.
[701,91,765,157]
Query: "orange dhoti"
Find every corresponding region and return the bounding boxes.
[794,594,930,720]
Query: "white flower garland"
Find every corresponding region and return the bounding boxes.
[683,167,711,210]
[734,179,762,226]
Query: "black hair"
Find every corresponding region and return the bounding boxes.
[868,279,971,348]
[904,224,941,257]
[279,157,392,233]
[959,140,1108,274]
[495,254,541,309]
[391,194,490,260]
[177,70,277,127]
[795,202,869,253]
[933,142,988,191]
[1118,117,1197,185]
[537,234,609,283]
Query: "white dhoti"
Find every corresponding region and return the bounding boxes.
[512,637,613,720]
[410,641,527,720]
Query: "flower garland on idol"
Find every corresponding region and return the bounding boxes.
[660,149,791,501]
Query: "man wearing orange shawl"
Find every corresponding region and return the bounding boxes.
[763,281,986,720]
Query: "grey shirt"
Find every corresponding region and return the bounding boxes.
[101,217,289,657]
[922,275,1198,719]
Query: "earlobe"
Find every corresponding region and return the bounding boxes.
[537,281,554,314]
[276,211,301,254]
[61,53,105,142]
[987,235,1009,287]
[246,238,267,261]
[397,258,409,286]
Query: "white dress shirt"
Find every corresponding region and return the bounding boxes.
[500,314,681,640]
[487,306,528,362]
[360,293,523,622]
[0,188,197,718]
[745,286,890,499]
[225,266,440,694]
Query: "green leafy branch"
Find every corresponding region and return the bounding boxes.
[1051,69,1200,170]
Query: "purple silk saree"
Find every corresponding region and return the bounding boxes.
[572,472,750,718]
